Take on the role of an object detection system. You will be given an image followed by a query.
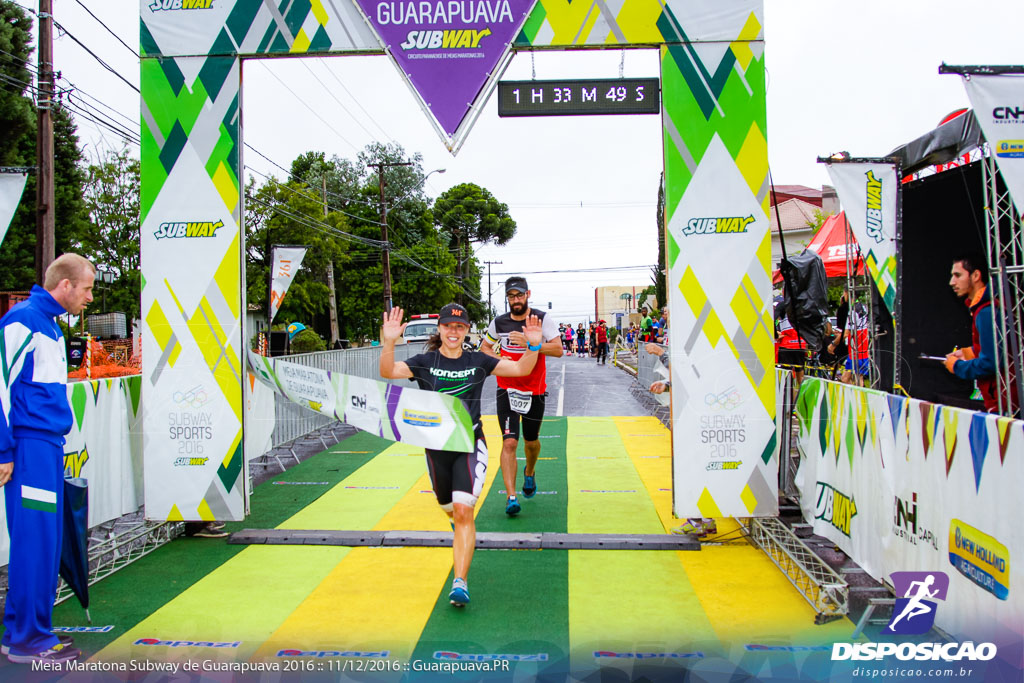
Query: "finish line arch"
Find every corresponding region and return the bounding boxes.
[139,0,775,521]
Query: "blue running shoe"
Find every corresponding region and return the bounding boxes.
[449,578,470,607]
[505,496,521,516]
[522,475,536,498]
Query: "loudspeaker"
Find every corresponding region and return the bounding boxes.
[899,160,987,408]
[67,337,86,368]
[268,330,289,357]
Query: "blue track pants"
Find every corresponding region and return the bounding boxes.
[2,437,63,656]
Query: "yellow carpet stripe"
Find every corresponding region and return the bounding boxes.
[251,416,507,661]
[566,417,716,664]
[615,420,852,650]
[94,440,435,661]
[93,546,350,662]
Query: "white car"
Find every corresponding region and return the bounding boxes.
[403,314,438,343]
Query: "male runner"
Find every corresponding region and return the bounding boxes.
[483,276,562,516]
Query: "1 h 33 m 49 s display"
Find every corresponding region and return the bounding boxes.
[497,78,661,117]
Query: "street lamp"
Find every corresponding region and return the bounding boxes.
[96,266,115,313]
[620,292,633,312]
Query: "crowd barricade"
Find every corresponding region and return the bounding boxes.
[793,377,1023,641]
[0,343,426,566]
[0,376,145,565]
[264,343,424,449]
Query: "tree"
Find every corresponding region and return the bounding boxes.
[81,150,140,319]
[0,2,34,166]
[655,173,667,309]
[244,175,350,336]
[432,183,515,314]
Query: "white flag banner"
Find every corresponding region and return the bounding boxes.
[826,162,899,314]
[269,246,307,323]
[0,173,27,249]
[961,75,1024,215]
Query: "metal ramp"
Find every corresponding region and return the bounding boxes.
[229,529,701,551]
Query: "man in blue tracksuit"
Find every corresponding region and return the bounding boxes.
[0,253,94,664]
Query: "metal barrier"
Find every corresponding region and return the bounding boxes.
[266,342,425,450]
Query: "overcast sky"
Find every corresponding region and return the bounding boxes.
[36,0,1024,326]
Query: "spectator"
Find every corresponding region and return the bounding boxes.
[0,254,95,664]
[639,307,654,342]
[595,320,609,365]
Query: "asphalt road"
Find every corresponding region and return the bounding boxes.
[479,352,649,417]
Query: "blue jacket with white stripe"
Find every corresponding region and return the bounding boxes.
[0,285,72,462]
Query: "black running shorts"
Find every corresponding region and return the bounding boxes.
[496,388,546,442]
[425,424,488,508]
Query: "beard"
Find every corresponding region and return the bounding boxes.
[509,300,527,316]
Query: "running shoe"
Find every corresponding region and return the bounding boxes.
[192,523,228,538]
[522,475,536,498]
[7,642,81,664]
[2,635,72,656]
[670,520,701,536]
[505,496,521,516]
[449,578,470,607]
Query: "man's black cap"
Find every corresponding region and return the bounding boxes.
[438,302,469,325]
[505,276,528,294]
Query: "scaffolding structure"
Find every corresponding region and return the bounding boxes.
[982,150,1024,416]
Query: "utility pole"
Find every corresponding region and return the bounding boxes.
[368,161,412,312]
[323,175,339,346]
[483,260,502,317]
[35,0,55,285]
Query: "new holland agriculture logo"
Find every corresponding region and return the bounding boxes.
[948,518,1010,600]
[682,215,754,236]
[149,0,213,10]
[831,571,997,662]
[863,170,885,244]
[996,140,1024,158]
[154,220,224,240]
[813,482,857,537]
[402,409,442,427]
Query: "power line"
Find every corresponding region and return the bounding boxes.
[257,61,357,153]
[72,0,139,59]
[52,19,139,93]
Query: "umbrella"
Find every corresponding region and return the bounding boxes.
[60,477,90,621]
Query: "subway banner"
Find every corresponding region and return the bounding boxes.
[960,74,1024,215]
[794,378,1023,645]
[0,377,143,566]
[142,0,770,520]
[825,161,899,314]
[247,351,474,451]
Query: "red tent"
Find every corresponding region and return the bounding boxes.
[773,211,865,284]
